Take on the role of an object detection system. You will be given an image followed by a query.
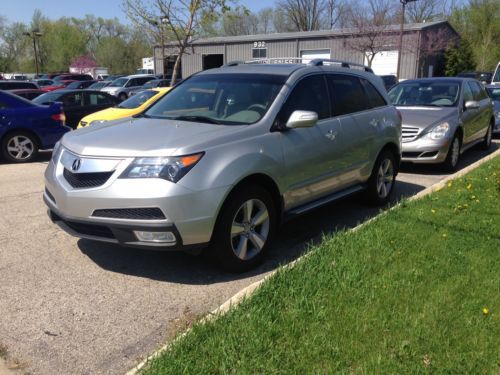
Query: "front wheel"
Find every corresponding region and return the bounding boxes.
[1,132,39,163]
[442,134,461,172]
[480,122,492,150]
[211,186,276,273]
[118,93,128,101]
[364,150,397,205]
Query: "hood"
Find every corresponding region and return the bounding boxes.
[396,106,457,132]
[82,107,135,124]
[62,117,241,157]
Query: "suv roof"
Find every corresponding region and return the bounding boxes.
[125,74,156,79]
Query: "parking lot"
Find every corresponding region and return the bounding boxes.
[0,140,497,375]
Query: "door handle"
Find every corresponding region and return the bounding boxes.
[325,129,337,140]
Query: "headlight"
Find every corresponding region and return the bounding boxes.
[51,141,62,163]
[120,153,204,183]
[428,122,450,140]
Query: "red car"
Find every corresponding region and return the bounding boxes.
[9,89,45,100]
[42,80,77,92]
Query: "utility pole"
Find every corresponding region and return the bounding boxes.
[396,0,417,81]
[23,30,43,76]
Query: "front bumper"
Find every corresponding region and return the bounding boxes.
[44,149,229,249]
[401,136,451,164]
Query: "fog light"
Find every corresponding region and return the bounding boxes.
[134,230,176,244]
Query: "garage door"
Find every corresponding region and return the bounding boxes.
[300,49,331,64]
[366,50,398,76]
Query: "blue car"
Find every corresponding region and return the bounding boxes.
[0,90,70,163]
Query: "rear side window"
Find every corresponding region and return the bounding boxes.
[327,74,371,116]
[87,92,114,105]
[361,79,387,108]
[137,77,154,85]
[278,75,330,123]
[62,92,84,106]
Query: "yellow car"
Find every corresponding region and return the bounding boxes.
[77,87,170,128]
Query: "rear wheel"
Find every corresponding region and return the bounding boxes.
[365,149,396,205]
[211,186,276,273]
[480,122,493,150]
[442,134,461,172]
[1,131,38,163]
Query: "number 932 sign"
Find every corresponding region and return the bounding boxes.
[253,41,266,48]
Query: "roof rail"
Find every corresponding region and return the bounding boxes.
[222,57,374,73]
[308,58,374,73]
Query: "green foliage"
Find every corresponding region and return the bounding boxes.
[448,0,500,71]
[445,39,475,76]
[0,10,153,74]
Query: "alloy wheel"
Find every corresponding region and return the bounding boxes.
[376,158,394,199]
[450,138,460,168]
[230,198,270,261]
[7,135,35,160]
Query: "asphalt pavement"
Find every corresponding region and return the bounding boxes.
[0,140,498,374]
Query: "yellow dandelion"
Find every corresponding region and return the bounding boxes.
[442,233,447,238]
[431,209,436,214]
[482,307,489,315]
[467,184,472,190]
[447,181,453,187]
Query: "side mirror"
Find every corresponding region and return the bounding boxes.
[464,100,480,110]
[286,110,318,129]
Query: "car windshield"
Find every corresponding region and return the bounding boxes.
[486,87,500,101]
[66,81,81,89]
[88,82,105,90]
[108,78,128,87]
[388,81,461,107]
[142,80,158,89]
[145,74,285,125]
[118,90,158,109]
[33,92,61,104]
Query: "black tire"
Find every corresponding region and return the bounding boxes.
[442,134,461,172]
[479,122,493,150]
[210,186,276,273]
[118,93,128,101]
[364,149,397,206]
[1,131,39,163]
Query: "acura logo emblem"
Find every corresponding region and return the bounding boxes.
[72,158,81,171]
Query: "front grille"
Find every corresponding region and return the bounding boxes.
[402,126,420,142]
[64,220,115,239]
[92,208,166,220]
[63,168,114,189]
[402,151,439,159]
[402,151,421,158]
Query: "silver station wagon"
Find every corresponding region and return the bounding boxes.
[44,59,401,272]
[389,77,493,170]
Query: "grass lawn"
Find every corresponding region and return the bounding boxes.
[144,157,500,374]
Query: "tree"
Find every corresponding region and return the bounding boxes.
[449,0,500,71]
[275,0,325,31]
[123,0,229,85]
[345,0,397,67]
[221,7,258,36]
[444,39,475,76]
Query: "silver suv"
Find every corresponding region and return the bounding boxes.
[101,74,156,101]
[44,59,402,272]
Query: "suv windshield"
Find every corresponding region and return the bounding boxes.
[118,90,158,109]
[388,81,461,107]
[145,74,285,125]
[108,78,128,87]
[142,80,159,89]
[486,87,500,101]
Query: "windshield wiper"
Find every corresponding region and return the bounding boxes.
[174,115,222,124]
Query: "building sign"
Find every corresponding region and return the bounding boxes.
[253,41,266,48]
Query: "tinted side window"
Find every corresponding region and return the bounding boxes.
[471,82,488,100]
[278,75,330,123]
[361,78,387,108]
[62,93,83,106]
[463,82,473,102]
[88,93,113,105]
[328,74,371,116]
[467,81,483,101]
[138,77,153,85]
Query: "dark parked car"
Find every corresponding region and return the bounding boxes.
[379,75,398,91]
[32,79,55,88]
[40,73,66,79]
[485,84,500,134]
[87,81,112,90]
[0,81,39,90]
[129,79,171,96]
[0,90,70,163]
[33,89,119,129]
[10,89,45,100]
[457,71,492,85]
[65,80,98,90]
[42,80,77,92]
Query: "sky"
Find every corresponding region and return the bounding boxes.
[1,0,272,25]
